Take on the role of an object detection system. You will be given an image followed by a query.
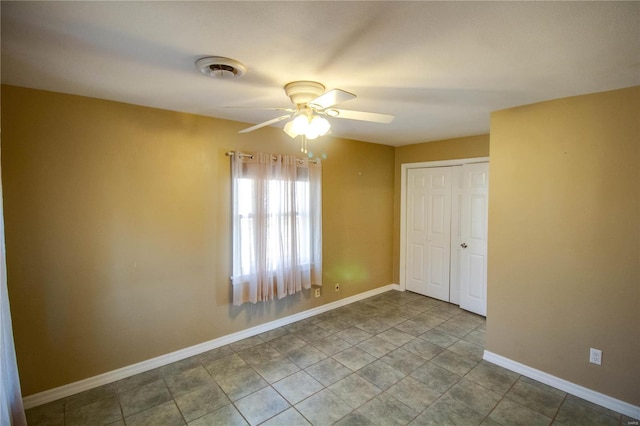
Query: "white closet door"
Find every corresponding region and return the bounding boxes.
[406,167,452,301]
[459,162,489,316]
[449,166,463,305]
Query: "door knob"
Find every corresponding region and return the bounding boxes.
[461,243,468,248]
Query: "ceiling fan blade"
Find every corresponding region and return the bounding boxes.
[238,114,292,133]
[308,89,356,110]
[221,106,295,112]
[327,109,395,123]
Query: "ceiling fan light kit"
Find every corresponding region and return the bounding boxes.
[283,112,331,140]
[212,74,394,151]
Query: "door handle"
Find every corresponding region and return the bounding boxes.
[461,243,468,248]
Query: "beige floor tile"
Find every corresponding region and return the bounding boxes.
[273,370,324,405]
[125,400,185,426]
[25,291,629,426]
[235,386,290,425]
[295,389,352,425]
[489,398,552,426]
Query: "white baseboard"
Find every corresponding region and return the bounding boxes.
[483,350,640,420]
[23,283,400,409]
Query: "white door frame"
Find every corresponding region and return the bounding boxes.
[399,157,490,293]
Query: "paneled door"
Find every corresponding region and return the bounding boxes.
[449,165,463,306]
[459,162,489,316]
[405,167,452,301]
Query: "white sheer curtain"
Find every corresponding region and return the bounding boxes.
[231,152,322,305]
[0,149,27,425]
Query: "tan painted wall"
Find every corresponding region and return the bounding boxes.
[487,87,640,405]
[392,135,490,282]
[1,85,395,396]
[7,83,637,406]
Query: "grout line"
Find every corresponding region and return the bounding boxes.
[487,373,521,424]
[116,387,125,426]
[162,373,188,426]
[231,399,250,426]
[552,393,568,425]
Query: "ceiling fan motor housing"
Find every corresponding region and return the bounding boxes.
[284,81,326,105]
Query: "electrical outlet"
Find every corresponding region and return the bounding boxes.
[589,348,602,365]
[335,283,340,292]
[314,288,320,298]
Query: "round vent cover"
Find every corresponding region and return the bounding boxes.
[196,56,246,79]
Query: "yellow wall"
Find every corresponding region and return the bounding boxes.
[5,83,638,407]
[392,135,490,281]
[1,85,395,395]
[487,87,640,405]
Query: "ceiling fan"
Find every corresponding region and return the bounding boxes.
[237,81,395,143]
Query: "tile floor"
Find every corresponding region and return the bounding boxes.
[25,290,637,426]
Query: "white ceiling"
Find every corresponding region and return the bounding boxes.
[2,1,639,146]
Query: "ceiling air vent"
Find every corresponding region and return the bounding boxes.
[195,56,246,80]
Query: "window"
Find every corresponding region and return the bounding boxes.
[231,152,322,305]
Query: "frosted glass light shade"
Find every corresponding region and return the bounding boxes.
[283,114,331,140]
[310,116,330,136]
[291,115,310,134]
[306,127,320,140]
[283,120,298,138]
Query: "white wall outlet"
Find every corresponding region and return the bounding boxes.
[335,283,340,292]
[314,288,320,298]
[589,348,602,365]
